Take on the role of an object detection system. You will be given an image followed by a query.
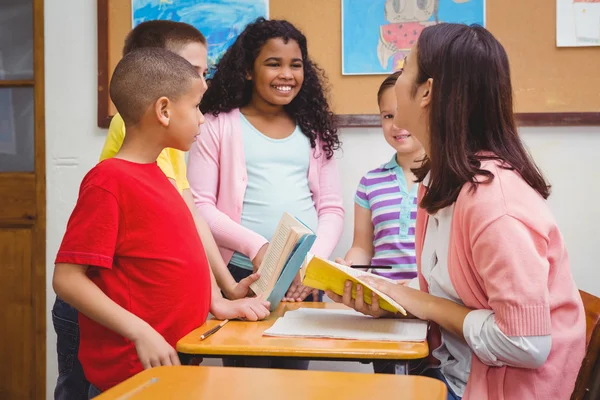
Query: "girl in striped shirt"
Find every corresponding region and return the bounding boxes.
[339,71,424,281]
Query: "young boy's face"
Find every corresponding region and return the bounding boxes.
[161,41,208,151]
[168,77,206,151]
[177,42,208,91]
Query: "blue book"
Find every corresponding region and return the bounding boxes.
[249,212,316,311]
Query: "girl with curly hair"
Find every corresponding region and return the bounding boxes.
[187,18,344,369]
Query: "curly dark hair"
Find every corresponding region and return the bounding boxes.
[200,18,340,159]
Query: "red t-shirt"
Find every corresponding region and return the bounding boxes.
[55,158,211,391]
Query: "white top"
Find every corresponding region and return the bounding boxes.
[419,175,552,396]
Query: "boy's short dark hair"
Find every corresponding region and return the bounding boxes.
[377,70,402,105]
[110,48,200,125]
[123,20,207,56]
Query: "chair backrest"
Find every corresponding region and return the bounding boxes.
[571,290,600,400]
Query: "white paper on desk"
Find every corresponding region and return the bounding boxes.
[263,308,428,342]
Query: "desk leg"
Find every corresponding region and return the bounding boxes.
[178,353,193,366]
[394,361,408,375]
[177,353,203,366]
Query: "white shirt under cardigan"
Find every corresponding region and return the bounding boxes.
[417,175,552,397]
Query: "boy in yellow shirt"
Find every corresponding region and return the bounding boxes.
[52,21,265,400]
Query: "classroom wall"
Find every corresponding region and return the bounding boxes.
[44,0,600,398]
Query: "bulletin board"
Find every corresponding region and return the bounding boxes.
[97,0,600,128]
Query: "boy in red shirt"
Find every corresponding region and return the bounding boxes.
[52,48,269,396]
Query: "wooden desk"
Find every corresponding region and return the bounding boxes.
[177,302,428,374]
[96,366,447,400]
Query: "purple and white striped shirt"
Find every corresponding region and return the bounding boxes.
[355,155,418,280]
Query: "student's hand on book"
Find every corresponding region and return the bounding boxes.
[326,280,395,319]
[211,296,270,321]
[283,273,319,302]
[252,243,269,273]
[132,324,181,369]
[228,272,260,299]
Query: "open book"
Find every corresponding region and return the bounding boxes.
[302,255,407,315]
[249,212,316,311]
[264,308,427,342]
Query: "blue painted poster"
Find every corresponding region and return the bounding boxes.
[342,0,485,75]
[132,0,269,76]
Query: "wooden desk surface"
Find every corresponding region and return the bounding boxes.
[96,366,447,400]
[177,302,428,360]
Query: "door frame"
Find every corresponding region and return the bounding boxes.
[33,0,46,397]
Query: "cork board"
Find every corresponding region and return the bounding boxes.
[98,0,600,128]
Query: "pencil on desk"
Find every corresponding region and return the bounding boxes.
[200,319,229,340]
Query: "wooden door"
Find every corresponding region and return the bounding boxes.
[0,0,46,398]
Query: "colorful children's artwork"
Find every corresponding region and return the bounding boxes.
[342,0,486,75]
[132,0,269,76]
[557,0,600,47]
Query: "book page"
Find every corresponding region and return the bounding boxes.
[299,253,315,281]
[333,262,398,284]
[250,213,309,295]
[263,308,427,342]
[265,230,300,290]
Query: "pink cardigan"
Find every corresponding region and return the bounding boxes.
[187,108,345,264]
[416,160,585,400]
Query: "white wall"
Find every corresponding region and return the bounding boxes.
[45,1,108,397]
[44,0,600,397]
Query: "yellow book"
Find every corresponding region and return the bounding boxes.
[302,255,407,315]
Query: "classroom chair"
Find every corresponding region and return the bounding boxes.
[571,290,600,400]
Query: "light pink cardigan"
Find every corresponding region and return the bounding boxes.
[187,108,345,264]
[416,160,586,400]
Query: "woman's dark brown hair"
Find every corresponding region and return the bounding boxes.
[412,23,550,214]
